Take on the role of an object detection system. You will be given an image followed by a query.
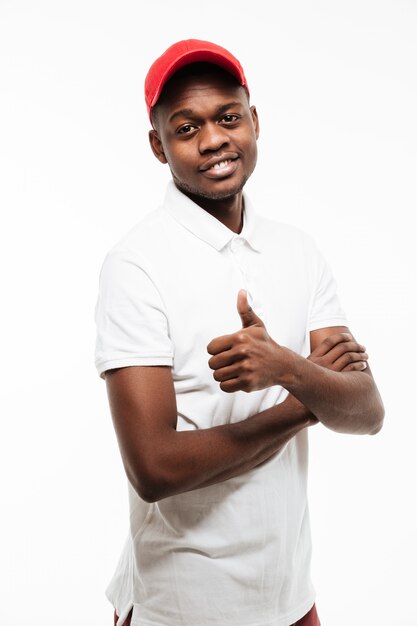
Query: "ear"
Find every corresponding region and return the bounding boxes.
[148,130,168,164]
[250,105,260,140]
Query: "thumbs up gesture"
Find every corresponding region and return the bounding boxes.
[207,290,284,393]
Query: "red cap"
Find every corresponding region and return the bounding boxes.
[144,39,249,123]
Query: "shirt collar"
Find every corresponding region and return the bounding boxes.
[162,181,261,253]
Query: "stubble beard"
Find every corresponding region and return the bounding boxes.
[173,174,250,202]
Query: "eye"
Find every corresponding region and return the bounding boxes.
[221,114,240,124]
[177,124,197,135]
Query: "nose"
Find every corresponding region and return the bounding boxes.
[198,122,229,154]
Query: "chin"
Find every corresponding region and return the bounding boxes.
[175,176,249,202]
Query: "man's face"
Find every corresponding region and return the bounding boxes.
[149,69,259,209]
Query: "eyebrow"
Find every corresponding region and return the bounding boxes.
[168,101,244,124]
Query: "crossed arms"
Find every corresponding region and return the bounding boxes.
[105,290,384,503]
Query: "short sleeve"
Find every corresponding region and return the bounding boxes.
[308,246,349,332]
[94,250,174,379]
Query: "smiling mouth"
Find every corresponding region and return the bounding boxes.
[209,159,232,171]
[200,157,239,179]
[200,153,239,172]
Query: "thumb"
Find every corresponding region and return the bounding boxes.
[237,289,264,328]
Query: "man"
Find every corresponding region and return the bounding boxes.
[95,39,384,626]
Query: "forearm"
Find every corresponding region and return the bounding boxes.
[282,350,384,435]
[129,396,314,502]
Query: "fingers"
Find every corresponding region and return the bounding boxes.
[208,338,254,392]
[333,350,368,372]
[308,331,370,374]
[219,377,249,393]
[342,360,368,372]
[208,340,250,369]
[208,325,265,358]
[327,341,367,362]
[207,334,234,356]
[209,351,238,371]
[312,334,366,360]
[212,362,245,383]
[209,352,256,393]
[312,333,356,357]
[219,378,245,393]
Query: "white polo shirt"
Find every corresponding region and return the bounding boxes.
[95,181,347,626]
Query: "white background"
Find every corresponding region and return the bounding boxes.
[1,1,416,624]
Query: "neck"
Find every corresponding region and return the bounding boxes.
[176,186,244,234]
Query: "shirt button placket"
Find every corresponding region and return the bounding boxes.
[230,236,249,288]
[230,237,264,318]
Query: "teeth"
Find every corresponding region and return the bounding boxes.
[212,160,231,170]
